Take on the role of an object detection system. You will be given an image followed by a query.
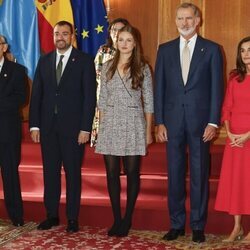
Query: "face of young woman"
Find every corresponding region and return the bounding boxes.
[241,41,250,70]
[117,31,136,56]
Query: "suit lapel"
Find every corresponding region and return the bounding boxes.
[172,38,184,87]
[187,36,206,83]
[0,60,10,90]
[50,51,57,87]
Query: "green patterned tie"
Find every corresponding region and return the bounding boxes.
[56,55,64,85]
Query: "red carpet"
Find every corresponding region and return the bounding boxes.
[1,219,250,249]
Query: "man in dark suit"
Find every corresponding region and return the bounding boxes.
[154,3,223,243]
[0,35,26,226]
[29,21,96,233]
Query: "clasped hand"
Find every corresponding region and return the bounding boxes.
[228,131,250,147]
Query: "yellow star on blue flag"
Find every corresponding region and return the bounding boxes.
[71,0,109,56]
[95,24,104,34]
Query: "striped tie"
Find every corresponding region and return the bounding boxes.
[56,55,64,85]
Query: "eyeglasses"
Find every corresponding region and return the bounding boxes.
[111,28,121,33]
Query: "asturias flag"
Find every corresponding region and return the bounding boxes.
[71,0,108,56]
[0,0,40,80]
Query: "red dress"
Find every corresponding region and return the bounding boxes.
[215,75,250,215]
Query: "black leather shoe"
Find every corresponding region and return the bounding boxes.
[37,217,59,230]
[163,229,185,241]
[192,230,205,243]
[66,220,79,233]
[12,219,24,227]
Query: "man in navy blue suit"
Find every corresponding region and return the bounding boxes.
[29,21,96,233]
[154,3,223,243]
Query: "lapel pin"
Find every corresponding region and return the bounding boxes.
[4,73,7,77]
[72,58,75,62]
[201,48,205,52]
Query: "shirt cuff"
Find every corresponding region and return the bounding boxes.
[208,123,218,128]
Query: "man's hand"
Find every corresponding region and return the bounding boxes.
[78,131,90,145]
[203,125,217,142]
[31,130,40,143]
[157,124,168,142]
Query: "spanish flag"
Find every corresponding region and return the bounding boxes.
[35,0,75,54]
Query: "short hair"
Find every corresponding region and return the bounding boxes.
[54,20,74,34]
[176,2,201,17]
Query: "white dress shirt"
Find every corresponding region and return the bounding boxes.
[0,57,4,73]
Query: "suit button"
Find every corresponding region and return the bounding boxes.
[56,93,60,96]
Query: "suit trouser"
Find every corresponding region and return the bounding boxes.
[166,131,210,230]
[0,141,23,221]
[40,116,84,220]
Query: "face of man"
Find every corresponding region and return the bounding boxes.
[0,37,8,60]
[175,7,200,40]
[53,24,74,53]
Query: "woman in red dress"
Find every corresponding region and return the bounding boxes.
[215,36,250,242]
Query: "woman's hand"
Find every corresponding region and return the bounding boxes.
[229,131,250,147]
[146,131,153,146]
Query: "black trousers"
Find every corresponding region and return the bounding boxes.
[0,141,23,221]
[40,117,84,220]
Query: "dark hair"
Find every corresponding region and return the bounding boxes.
[107,25,146,90]
[54,20,74,34]
[106,18,130,48]
[176,2,201,17]
[230,36,250,82]
[0,35,7,44]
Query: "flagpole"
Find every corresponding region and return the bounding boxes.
[106,0,110,13]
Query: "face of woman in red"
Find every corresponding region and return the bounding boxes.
[241,41,250,73]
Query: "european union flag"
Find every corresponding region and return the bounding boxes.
[71,0,109,56]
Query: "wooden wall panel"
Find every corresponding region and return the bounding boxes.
[204,0,250,76]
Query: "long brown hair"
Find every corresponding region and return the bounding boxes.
[106,25,146,90]
[230,36,250,82]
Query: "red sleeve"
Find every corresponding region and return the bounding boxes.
[221,78,234,123]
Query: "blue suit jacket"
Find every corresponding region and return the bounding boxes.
[154,36,223,137]
[29,47,96,138]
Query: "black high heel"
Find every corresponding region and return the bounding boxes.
[107,221,121,236]
[116,220,132,237]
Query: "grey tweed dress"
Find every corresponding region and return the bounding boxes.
[95,62,154,156]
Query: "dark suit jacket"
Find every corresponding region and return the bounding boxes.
[154,36,223,137]
[0,59,26,142]
[29,47,96,138]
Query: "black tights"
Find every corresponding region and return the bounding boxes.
[104,155,141,225]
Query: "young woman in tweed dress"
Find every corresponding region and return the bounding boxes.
[95,25,154,237]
